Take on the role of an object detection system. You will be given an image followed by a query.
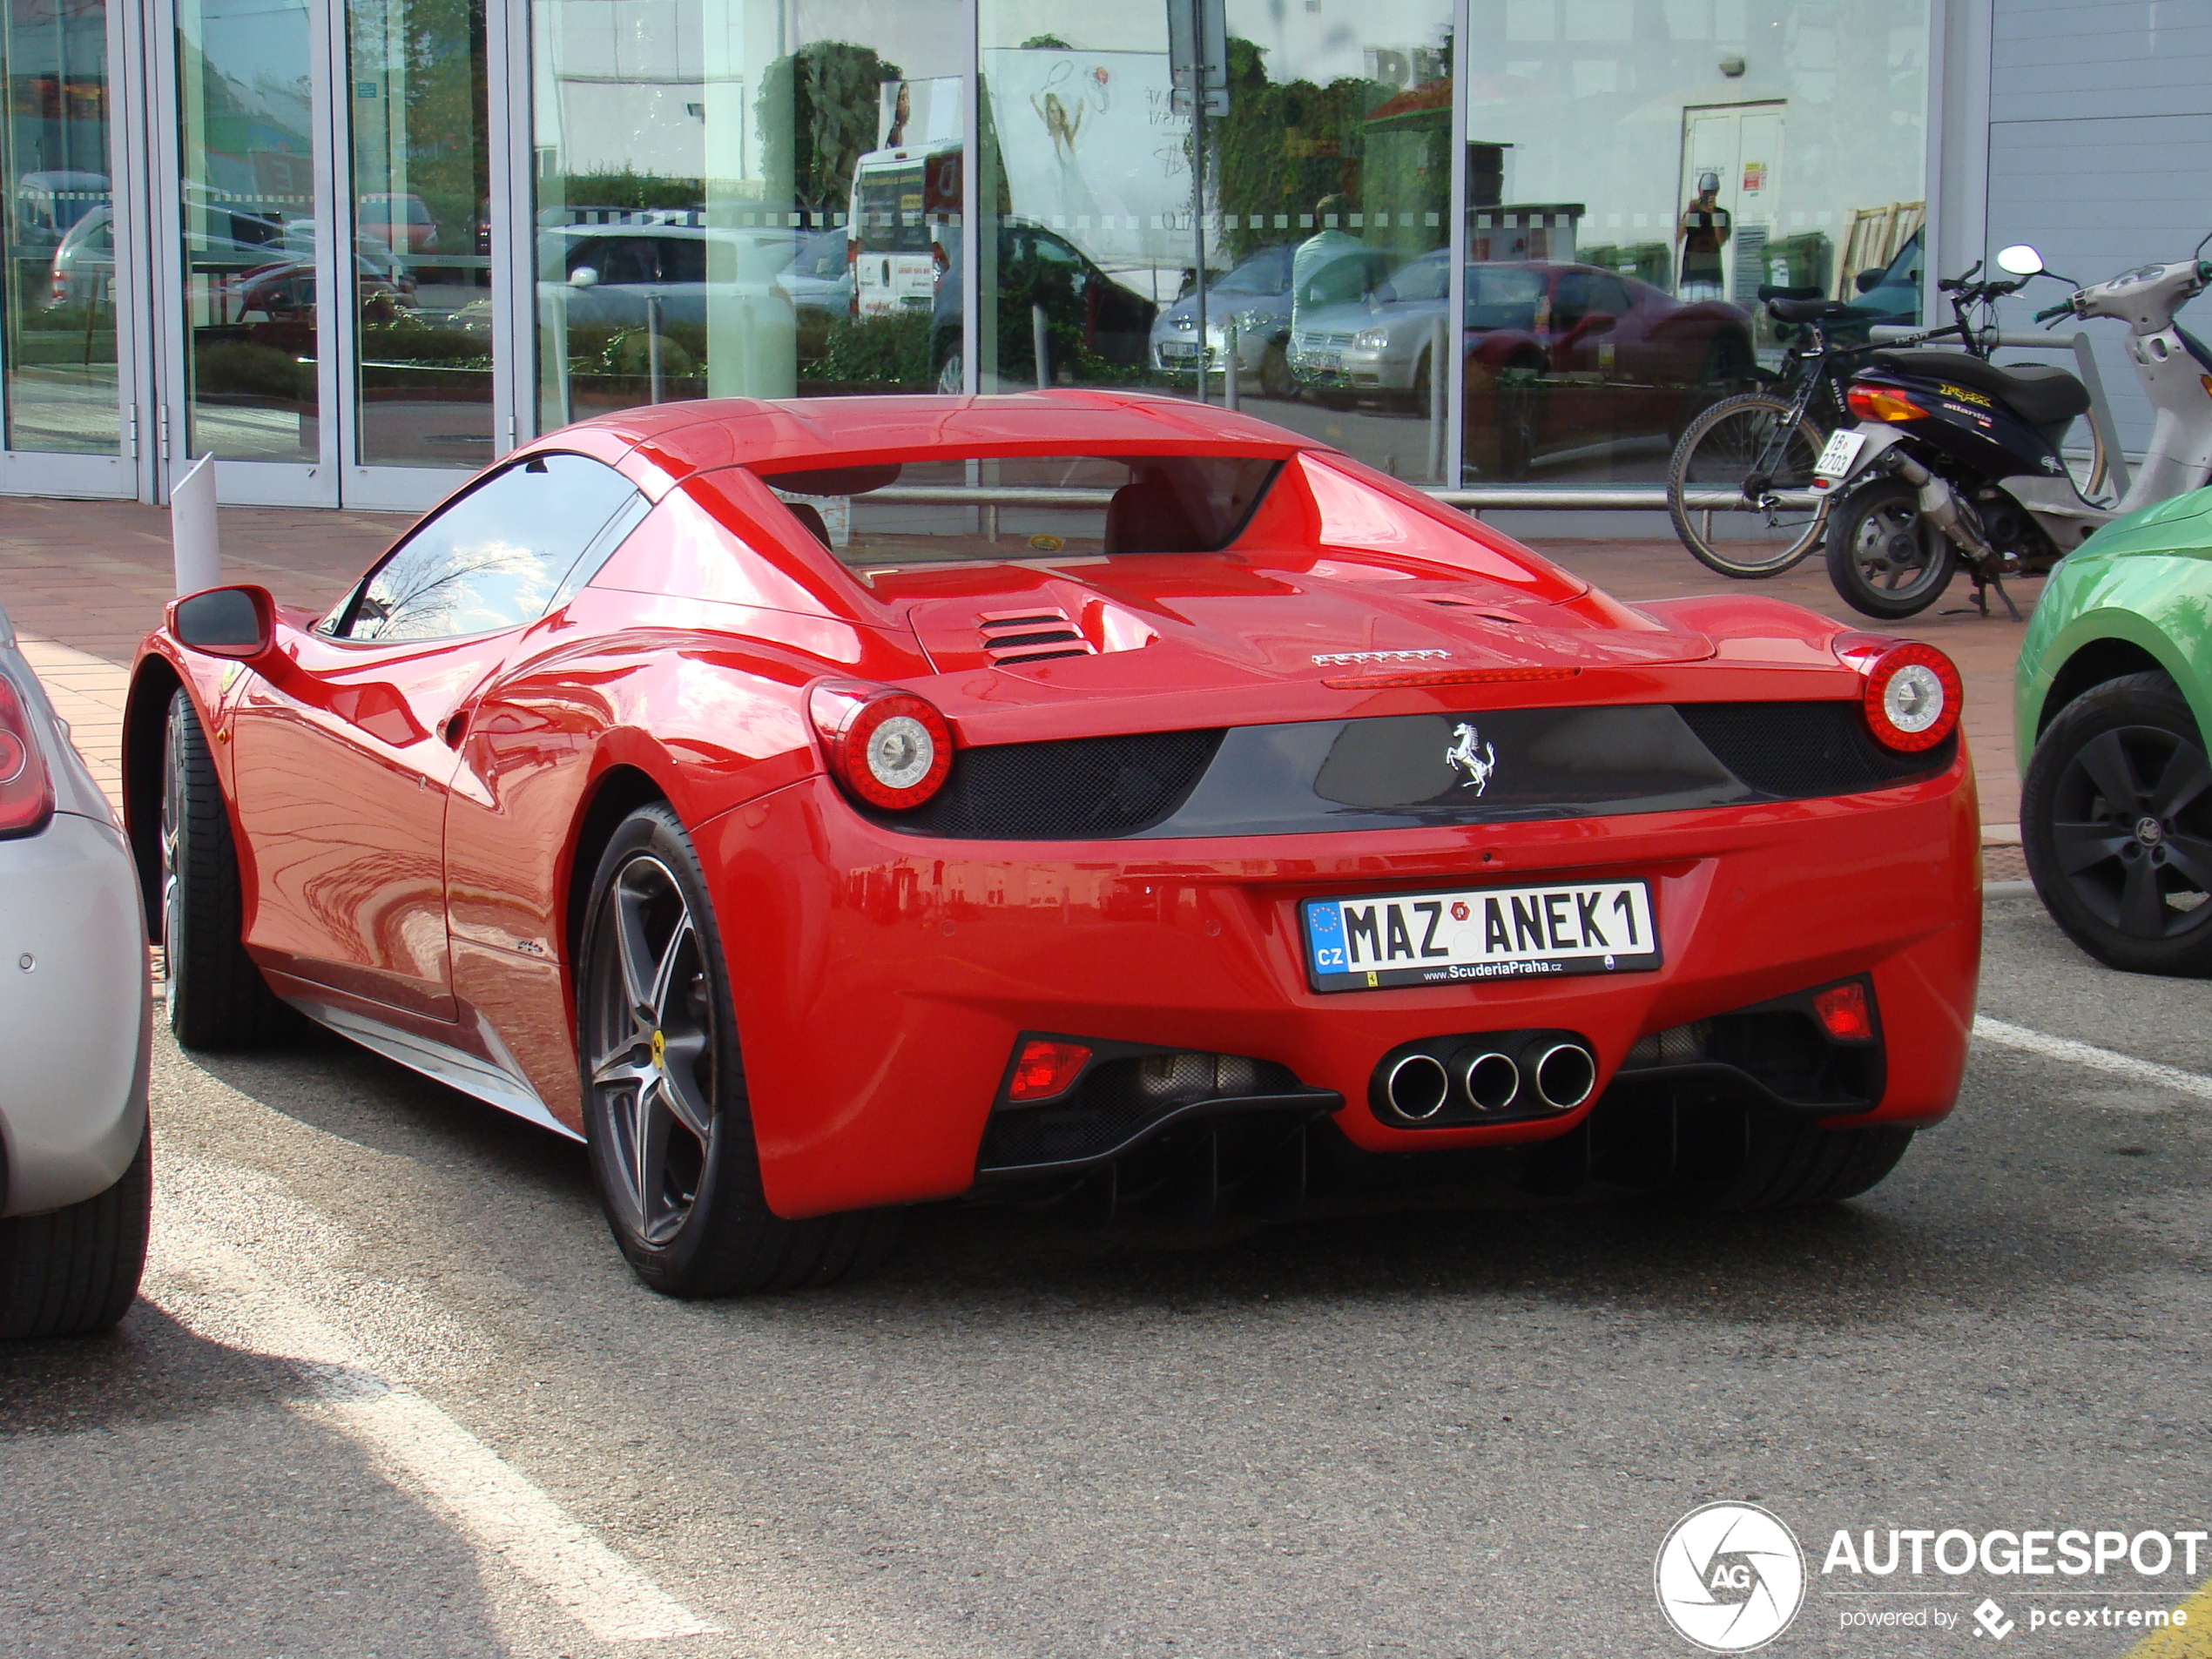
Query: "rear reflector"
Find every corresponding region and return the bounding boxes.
[1811,981,1874,1043]
[1008,1039,1091,1103]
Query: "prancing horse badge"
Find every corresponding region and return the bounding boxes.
[1446,722,1496,794]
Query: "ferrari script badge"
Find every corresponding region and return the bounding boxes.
[1447,723,1496,794]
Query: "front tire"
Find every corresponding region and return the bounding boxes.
[161,689,285,1049]
[2022,671,2212,974]
[0,1119,150,1339]
[577,803,901,1295]
[1824,475,1956,618]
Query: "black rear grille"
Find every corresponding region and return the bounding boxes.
[1676,701,1952,796]
[867,728,1225,839]
[860,703,1947,841]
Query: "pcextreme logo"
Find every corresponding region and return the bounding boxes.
[1655,1502,1807,1652]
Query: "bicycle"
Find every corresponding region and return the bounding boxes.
[1666,283,1987,578]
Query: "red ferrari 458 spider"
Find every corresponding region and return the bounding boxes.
[124,392,1979,1295]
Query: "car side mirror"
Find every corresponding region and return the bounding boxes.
[568,265,598,287]
[1995,244,2044,277]
[1854,268,1885,293]
[172,584,273,659]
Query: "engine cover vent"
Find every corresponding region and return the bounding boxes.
[978,609,1095,666]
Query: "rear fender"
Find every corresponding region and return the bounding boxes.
[1814,421,1903,497]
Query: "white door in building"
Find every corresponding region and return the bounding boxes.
[1679,101,1785,306]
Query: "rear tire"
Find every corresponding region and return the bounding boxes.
[1665,390,1828,577]
[1824,475,1956,619]
[2021,671,2212,975]
[162,689,286,1049]
[1664,1109,1913,1210]
[0,1119,150,1339]
[577,803,902,1296]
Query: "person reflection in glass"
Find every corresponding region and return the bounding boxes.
[1678,171,1730,300]
[1291,192,1361,331]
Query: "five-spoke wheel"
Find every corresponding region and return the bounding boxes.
[2024,671,2212,974]
[577,803,902,1293]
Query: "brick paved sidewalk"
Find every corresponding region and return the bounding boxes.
[0,496,2036,841]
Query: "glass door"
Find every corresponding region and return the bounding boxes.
[0,0,139,496]
[337,0,497,506]
[158,0,500,509]
[163,0,335,503]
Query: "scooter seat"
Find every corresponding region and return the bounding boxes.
[1870,349,2092,428]
[1767,297,1858,324]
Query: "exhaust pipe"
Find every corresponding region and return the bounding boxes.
[1382,1053,1451,1121]
[1530,1042,1597,1111]
[1890,453,1999,563]
[1456,1049,1521,1113]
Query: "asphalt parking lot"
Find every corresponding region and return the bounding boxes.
[3,884,2207,1659]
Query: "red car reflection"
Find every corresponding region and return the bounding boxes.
[125,394,1975,1298]
[1458,262,1756,479]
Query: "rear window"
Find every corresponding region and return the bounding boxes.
[855,164,930,253]
[756,454,1282,571]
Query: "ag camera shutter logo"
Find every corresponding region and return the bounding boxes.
[1656,1501,1807,1651]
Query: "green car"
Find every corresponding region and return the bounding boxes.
[2017,489,2212,974]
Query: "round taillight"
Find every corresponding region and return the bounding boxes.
[0,728,24,786]
[1859,641,1961,752]
[808,681,954,810]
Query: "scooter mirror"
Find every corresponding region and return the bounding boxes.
[1995,245,2045,277]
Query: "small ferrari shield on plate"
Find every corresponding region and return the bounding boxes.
[1301,880,1660,992]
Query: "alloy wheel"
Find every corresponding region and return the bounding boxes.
[586,853,718,1245]
[2048,724,2212,939]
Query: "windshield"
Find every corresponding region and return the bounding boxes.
[1465,266,1545,331]
[855,164,931,253]
[1215,246,1293,295]
[1381,255,1449,304]
[756,454,1283,571]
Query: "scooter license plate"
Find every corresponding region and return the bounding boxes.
[1814,428,1866,480]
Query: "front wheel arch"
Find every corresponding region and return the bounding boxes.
[2038,636,2171,742]
[122,658,186,936]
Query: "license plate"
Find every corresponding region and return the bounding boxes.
[1160,341,1198,360]
[1308,351,1342,371]
[1814,428,1866,480]
[1301,880,1661,993]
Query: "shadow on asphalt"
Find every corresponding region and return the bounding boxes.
[160,1011,2144,1345]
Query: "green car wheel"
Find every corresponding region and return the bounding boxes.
[2022,672,2212,974]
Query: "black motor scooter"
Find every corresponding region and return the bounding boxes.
[1816,242,2212,619]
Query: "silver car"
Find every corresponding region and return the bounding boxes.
[0,599,151,1338]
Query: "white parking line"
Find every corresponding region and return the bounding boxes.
[152,1217,720,1643]
[1973,1015,2212,1102]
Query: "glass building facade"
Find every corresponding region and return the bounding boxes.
[0,0,1932,509]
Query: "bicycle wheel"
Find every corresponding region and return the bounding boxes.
[1666,391,1831,577]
